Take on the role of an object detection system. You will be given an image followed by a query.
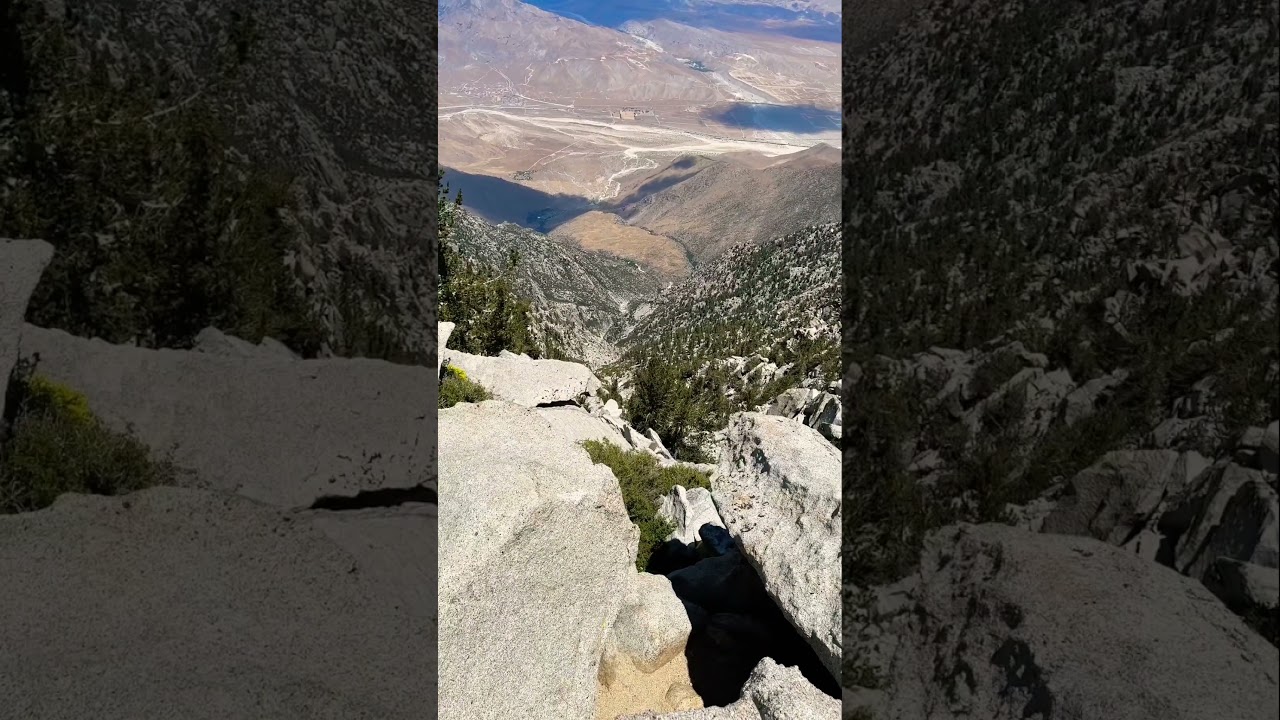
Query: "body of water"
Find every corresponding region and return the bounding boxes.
[522,0,840,43]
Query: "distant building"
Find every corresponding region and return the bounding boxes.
[620,109,636,120]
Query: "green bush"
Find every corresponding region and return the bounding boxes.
[581,439,711,571]
[623,356,730,463]
[0,366,178,513]
[438,364,491,408]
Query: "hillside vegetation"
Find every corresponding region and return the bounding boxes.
[0,0,323,353]
[841,0,1280,671]
[3,0,436,363]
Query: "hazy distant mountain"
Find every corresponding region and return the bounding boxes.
[439,0,724,105]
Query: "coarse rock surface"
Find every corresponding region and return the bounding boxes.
[658,485,726,546]
[617,658,840,720]
[538,404,632,450]
[1040,450,1210,545]
[0,240,54,423]
[191,326,300,361]
[1205,557,1280,611]
[442,347,601,406]
[438,400,637,719]
[597,572,700,718]
[713,413,841,678]
[18,324,434,509]
[877,523,1279,720]
[602,572,694,675]
[1162,460,1279,583]
[0,487,436,719]
[438,322,455,374]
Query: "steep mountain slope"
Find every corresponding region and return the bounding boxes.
[623,223,840,380]
[617,149,841,264]
[449,209,664,365]
[1,0,435,361]
[841,0,1280,697]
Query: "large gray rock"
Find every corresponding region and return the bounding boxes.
[1163,461,1279,582]
[764,388,841,441]
[0,487,436,719]
[1205,557,1280,611]
[438,400,637,719]
[0,240,54,423]
[1261,420,1279,474]
[441,348,600,407]
[1041,450,1208,545]
[191,327,299,361]
[438,322,454,375]
[1061,369,1128,427]
[535,404,630,450]
[302,502,438,626]
[602,572,694,676]
[765,388,821,420]
[713,413,841,678]
[658,485,726,546]
[18,324,434,509]
[618,658,840,720]
[877,523,1278,720]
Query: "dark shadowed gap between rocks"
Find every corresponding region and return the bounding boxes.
[535,400,581,409]
[308,484,438,511]
[648,524,840,706]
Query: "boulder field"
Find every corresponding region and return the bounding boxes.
[437,325,843,719]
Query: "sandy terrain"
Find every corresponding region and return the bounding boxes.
[438,105,838,201]
[550,211,690,279]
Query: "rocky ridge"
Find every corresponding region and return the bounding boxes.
[437,323,841,719]
[0,239,437,717]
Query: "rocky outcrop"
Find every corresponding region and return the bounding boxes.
[873,524,1278,720]
[537,404,632,450]
[598,572,701,718]
[658,485,725,546]
[713,413,841,679]
[18,324,434,509]
[1040,449,1210,552]
[438,400,637,719]
[433,336,843,716]
[438,322,455,374]
[442,348,601,407]
[0,487,437,718]
[1161,460,1279,587]
[0,240,53,425]
[764,388,841,441]
[618,658,840,720]
[191,326,300,361]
